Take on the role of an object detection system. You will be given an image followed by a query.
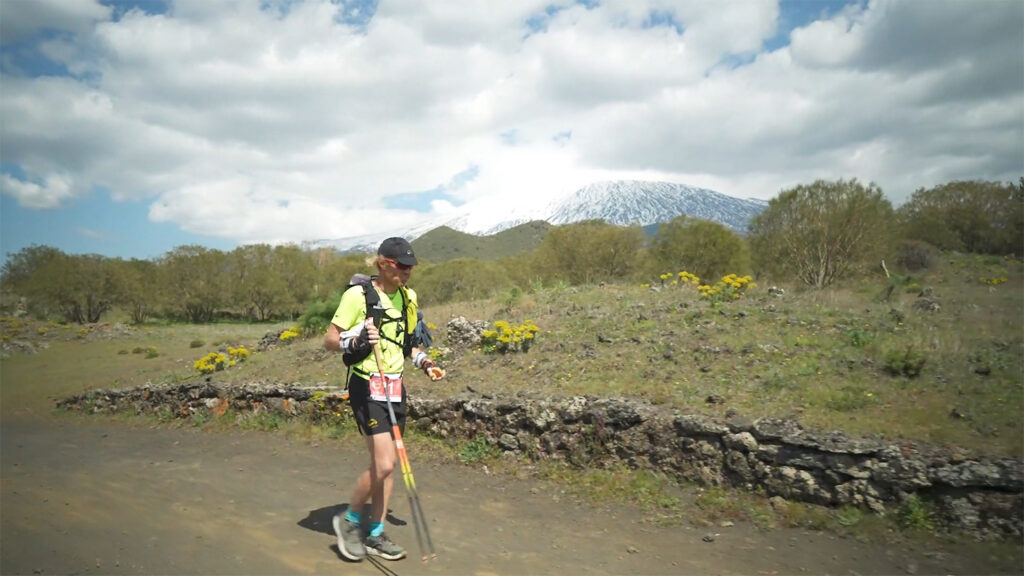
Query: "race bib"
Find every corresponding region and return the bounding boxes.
[368,373,403,402]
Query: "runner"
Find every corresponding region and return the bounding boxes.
[323,237,444,561]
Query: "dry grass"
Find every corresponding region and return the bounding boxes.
[2,252,1021,458]
[416,253,1024,457]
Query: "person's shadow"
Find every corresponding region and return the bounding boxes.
[298,503,408,564]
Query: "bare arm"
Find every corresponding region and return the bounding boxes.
[324,323,343,352]
[324,320,379,353]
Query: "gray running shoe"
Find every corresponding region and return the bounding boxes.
[364,533,406,560]
[332,514,365,561]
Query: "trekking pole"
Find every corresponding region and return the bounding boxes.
[372,343,437,562]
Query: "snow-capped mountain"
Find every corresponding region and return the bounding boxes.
[545,181,765,233]
[310,180,767,252]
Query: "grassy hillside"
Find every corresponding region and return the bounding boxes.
[2,252,1021,458]
[412,220,550,262]
[418,253,1023,457]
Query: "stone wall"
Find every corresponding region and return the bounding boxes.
[58,381,1023,539]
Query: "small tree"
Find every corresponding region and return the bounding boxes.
[2,248,119,323]
[228,244,288,321]
[414,258,510,306]
[1,245,64,318]
[275,244,317,319]
[534,220,644,285]
[897,179,1024,255]
[160,245,227,323]
[114,258,162,324]
[749,179,895,288]
[41,253,119,323]
[648,215,751,280]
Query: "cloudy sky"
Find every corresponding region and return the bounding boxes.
[1,0,1021,260]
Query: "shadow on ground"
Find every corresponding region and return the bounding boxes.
[299,503,412,571]
[298,503,408,537]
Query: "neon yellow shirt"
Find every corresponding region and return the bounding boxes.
[331,283,417,376]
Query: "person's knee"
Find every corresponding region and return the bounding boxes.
[369,434,397,478]
[373,459,395,479]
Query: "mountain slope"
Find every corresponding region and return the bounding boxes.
[545,180,766,233]
[412,220,551,262]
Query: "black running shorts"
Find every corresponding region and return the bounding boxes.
[347,372,406,436]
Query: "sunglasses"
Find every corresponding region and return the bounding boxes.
[384,258,414,271]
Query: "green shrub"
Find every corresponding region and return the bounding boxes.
[239,410,283,432]
[883,346,927,378]
[897,494,935,531]
[297,295,340,337]
[191,410,209,427]
[834,505,863,527]
[144,346,159,359]
[189,339,205,348]
[501,286,522,312]
[894,240,937,272]
[825,386,875,412]
[981,255,1005,266]
[459,436,497,464]
[844,327,874,347]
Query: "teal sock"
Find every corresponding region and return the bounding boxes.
[369,522,384,538]
[345,510,361,524]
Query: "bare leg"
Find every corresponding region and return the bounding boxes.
[349,469,371,517]
[362,432,396,525]
[369,432,396,525]
[336,434,391,561]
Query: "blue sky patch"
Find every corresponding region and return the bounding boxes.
[645,10,683,34]
[331,0,379,29]
[382,188,459,213]
[1,29,77,78]
[382,165,477,213]
[1,191,235,262]
[102,0,170,19]
[765,0,857,52]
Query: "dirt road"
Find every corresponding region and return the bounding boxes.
[2,413,1021,576]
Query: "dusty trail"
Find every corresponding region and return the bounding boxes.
[1,414,1020,576]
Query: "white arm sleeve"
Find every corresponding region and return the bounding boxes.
[339,323,366,354]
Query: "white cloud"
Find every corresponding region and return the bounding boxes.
[0,0,110,45]
[789,15,864,67]
[0,0,1020,249]
[0,173,74,209]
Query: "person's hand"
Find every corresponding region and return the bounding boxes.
[421,358,445,381]
[365,319,380,346]
[352,318,379,351]
[414,351,445,381]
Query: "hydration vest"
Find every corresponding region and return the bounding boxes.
[341,274,419,367]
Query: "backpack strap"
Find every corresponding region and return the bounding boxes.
[377,285,410,355]
[398,286,413,358]
[341,277,382,385]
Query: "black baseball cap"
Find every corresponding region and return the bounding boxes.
[378,237,418,266]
